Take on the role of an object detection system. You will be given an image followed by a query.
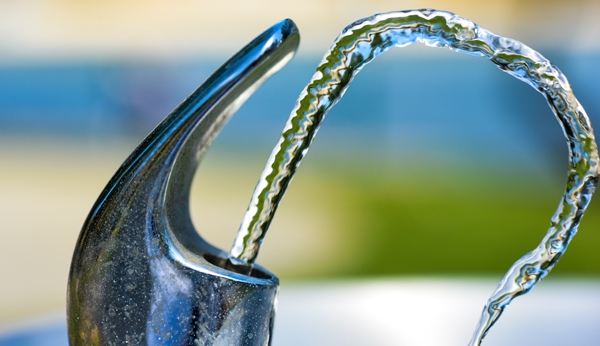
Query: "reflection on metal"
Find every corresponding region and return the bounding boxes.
[67,19,299,345]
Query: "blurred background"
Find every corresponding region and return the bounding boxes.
[1,0,599,341]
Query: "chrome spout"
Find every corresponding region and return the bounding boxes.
[67,19,299,346]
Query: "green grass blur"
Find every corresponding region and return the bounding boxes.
[279,155,600,279]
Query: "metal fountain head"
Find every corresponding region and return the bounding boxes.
[67,19,299,346]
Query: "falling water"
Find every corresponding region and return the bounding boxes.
[229,9,599,345]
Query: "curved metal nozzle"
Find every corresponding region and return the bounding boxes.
[67,19,299,346]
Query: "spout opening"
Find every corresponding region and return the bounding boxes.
[203,253,273,279]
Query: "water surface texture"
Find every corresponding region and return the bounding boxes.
[230,9,599,345]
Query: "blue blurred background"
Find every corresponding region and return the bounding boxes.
[1,0,599,329]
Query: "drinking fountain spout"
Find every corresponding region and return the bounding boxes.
[67,19,299,346]
[67,8,599,346]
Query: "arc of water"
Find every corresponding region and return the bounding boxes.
[230,9,599,345]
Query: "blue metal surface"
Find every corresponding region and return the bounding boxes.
[66,19,299,345]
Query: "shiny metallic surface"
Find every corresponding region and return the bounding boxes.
[67,19,299,346]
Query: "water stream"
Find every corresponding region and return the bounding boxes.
[229,9,599,345]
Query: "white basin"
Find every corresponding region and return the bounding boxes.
[1,279,598,345]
